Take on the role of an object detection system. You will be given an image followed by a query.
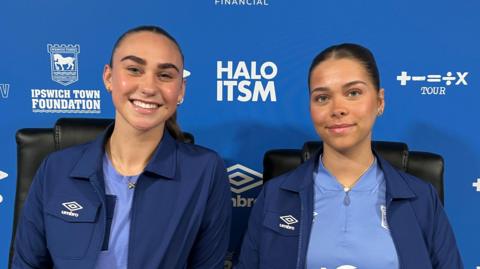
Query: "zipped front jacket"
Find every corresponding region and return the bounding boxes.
[236,151,463,269]
[13,126,231,269]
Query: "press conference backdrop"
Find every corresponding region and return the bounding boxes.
[0,1,479,268]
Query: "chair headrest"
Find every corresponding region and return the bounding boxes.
[54,118,113,150]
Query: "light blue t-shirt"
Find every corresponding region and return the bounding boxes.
[306,156,399,269]
[94,154,140,269]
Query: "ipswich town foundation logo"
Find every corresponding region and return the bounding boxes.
[48,44,80,86]
[228,164,263,207]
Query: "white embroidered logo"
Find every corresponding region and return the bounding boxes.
[380,205,389,230]
[279,215,298,230]
[61,201,83,217]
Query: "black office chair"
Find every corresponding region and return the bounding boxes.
[10,117,194,267]
[263,141,444,203]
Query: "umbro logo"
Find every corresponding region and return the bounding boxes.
[279,215,298,230]
[228,164,263,194]
[61,201,83,217]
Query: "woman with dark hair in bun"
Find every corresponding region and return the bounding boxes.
[237,43,462,269]
[13,25,231,269]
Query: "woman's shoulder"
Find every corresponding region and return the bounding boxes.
[175,140,221,160]
[173,141,227,174]
[261,160,314,192]
[382,160,441,209]
[44,140,94,165]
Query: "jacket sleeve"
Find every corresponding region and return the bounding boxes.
[187,155,232,269]
[235,184,265,269]
[11,157,53,269]
[429,184,464,269]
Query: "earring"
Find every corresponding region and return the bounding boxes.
[177,98,184,105]
[378,108,384,116]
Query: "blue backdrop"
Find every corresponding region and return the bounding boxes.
[0,0,479,268]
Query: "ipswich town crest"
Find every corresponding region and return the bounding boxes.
[47,44,80,86]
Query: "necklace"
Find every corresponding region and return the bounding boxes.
[126,177,136,189]
[341,157,376,206]
[106,143,139,190]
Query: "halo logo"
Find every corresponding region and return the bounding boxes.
[396,71,468,95]
[228,164,263,207]
[0,84,9,99]
[48,44,80,86]
[217,61,277,102]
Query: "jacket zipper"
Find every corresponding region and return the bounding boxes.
[296,197,304,269]
[90,177,107,267]
[127,178,139,269]
[386,198,402,269]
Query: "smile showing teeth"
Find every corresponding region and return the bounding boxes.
[132,100,159,109]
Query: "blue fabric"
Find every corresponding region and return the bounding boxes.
[236,150,463,269]
[94,154,140,269]
[306,157,399,269]
[12,125,231,269]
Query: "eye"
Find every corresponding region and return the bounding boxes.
[157,72,174,81]
[312,94,330,104]
[347,88,362,97]
[126,66,143,75]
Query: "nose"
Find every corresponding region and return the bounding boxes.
[139,73,157,96]
[331,97,348,118]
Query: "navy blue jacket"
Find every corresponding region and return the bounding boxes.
[13,126,231,269]
[237,152,463,269]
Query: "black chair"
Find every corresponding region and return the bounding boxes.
[263,141,444,203]
[10,117,194,267]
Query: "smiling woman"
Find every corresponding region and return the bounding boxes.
[236,44,463,269]
[12,26,231,269]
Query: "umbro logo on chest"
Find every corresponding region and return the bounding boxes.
[61,201,83,217]
[279,215,298,230]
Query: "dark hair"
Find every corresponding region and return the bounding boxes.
[109,25,185,141]
[308,43,380,90]
[109,25,184,67]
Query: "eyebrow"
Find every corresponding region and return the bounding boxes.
[310,80,368,94]
[342,80,368,89]
[120,55,180,73]
[121,55,146,65]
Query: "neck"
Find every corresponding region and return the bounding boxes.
[106,119,165,176]
[322,143,375,188]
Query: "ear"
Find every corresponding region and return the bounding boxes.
[178,78,186,103]
[103,64,113,92]
[377,88,385,112]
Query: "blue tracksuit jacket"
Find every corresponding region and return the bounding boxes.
[12,126,231,269]
[236,151,463,269]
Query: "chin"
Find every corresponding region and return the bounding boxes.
[323,138,361,153]
[130,118,165,132]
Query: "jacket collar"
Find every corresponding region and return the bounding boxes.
[279,147,417,200]
[376,153,416,200]
[70,124,177,180]
[279,154,317,193]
